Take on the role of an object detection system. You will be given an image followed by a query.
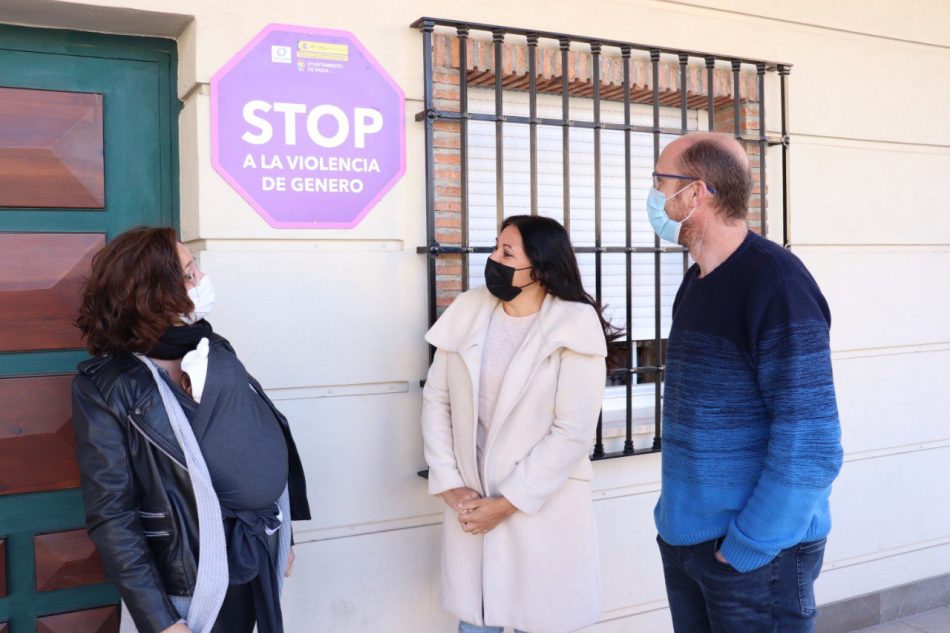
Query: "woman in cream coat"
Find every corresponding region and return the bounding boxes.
[422,215,621,633]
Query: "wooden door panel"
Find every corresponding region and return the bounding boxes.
[0,374,79,495]
[36,605,118,633]
[0,233,103,353]
[34,529,106,592]
[0,87,105,209]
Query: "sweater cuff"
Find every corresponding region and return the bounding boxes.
[720,524,777,573]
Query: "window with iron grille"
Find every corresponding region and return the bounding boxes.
[415,17,791,460]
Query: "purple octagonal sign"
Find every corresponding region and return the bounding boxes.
[212,24,406,228]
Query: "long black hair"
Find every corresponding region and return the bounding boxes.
[501,215,624,369]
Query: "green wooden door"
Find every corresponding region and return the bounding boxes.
[0,24,179,633]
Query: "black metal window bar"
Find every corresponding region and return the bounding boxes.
[414,17,792,461]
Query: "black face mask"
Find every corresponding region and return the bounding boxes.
[484,257,535,301]
[149,319,213,360]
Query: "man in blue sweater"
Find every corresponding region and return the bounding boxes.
[651,132,843,632]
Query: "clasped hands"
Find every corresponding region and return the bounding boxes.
[440,487,516,535]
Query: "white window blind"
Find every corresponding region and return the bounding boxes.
[465,88,700,341]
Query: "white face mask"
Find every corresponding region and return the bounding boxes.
[181,275,215,325]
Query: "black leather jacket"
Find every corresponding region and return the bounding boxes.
[71,334,310,633]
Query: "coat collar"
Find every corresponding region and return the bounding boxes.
[425,287,607,481]
[424,287,608,360]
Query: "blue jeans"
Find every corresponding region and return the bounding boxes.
[657,534,826,633]
[458,621,527,633]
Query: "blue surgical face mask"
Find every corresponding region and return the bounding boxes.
[646,183,697,244]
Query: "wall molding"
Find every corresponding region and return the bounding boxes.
[843,438,950,464]
[599,598,670,622]
[296,513,441,543]
[823,534,950,573]
[657,0,950,50]
[832,341,950,360]
[188,238,405,253]
[266,381,409,401]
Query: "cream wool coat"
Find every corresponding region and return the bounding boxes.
[422,287,607,633]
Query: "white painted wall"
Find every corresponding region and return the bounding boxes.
[4,0,948,630]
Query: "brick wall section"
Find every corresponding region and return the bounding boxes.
[435,33,759,105]
[428,33,766,313]
[432,37,464,310]
[713,102,766,236]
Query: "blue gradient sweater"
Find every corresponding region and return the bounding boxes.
[654,231,843,572]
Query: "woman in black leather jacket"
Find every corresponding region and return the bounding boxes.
[72,226,310,633]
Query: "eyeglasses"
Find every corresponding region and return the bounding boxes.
[183,264,202,288]
[652,172,717,194]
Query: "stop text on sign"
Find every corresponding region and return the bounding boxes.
[241,101,384,148]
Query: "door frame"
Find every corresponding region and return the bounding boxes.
[0,22,181,631]
[0,22,180,234]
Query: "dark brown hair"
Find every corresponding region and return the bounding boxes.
[76,226,193,355]
[677,138,753,220]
